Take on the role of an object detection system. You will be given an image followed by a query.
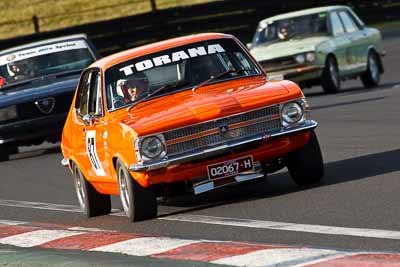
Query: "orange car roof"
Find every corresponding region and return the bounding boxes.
[91,33,234,70]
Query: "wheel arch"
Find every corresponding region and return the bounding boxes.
[112,154,149,188]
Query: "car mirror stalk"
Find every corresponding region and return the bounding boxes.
[82,114,99,126]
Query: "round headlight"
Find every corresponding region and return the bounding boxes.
[306,52,316,62]
[141,136,164,159]
[282,102,304,126]
[295,54,305,64]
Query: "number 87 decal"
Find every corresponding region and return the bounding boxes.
[86,130,106,176]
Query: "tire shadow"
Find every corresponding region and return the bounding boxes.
[159,149,400,216]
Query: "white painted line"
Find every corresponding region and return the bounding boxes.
[91,237,199,256]
[0,198,120,213]
[161,214,400,240]
[292,252,356,267]
[212,248,342,267]
[4,198,400,241]
[67,227,110,232]
[0,220,28,226]
[0,229,83,247]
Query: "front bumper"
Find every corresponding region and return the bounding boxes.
[0,113,67,145]
[267,65,323,83]
[129,120,318,172]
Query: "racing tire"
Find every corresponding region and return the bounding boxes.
[285,131,324,186]
[321,56,340,94]
[361,51,380,88]
[0,144,17,162]
[72,163,111,217]
[0,146,10,162]
[116,159,157,222]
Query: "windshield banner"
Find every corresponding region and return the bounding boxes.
[0,39,89,66]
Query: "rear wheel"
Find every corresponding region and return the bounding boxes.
[286,131,324,186]
[361,52,380,88]
[117,159,157,222]
[72,163,111,217]
[321,56,340,94]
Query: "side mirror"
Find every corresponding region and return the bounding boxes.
[82,114,98,126]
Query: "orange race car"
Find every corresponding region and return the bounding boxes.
[61,33,324,222]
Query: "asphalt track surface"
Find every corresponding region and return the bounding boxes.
[1,33,400,258]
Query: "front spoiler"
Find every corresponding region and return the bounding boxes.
[129,120,318,172]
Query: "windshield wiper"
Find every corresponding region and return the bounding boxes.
[191,69,246,94]
[127,81,190,111]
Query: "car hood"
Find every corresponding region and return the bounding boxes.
[250,36,330,61]
[0,75,79,108]
[120,77,302,136]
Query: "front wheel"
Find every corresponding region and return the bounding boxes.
[321,56,340,94]
[117,159,157,222]
[72,163,111,217]
[361,52,380,88]
[286,131,324,186]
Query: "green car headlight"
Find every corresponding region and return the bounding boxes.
[0,105,17,122]
[306,52,316,62]
[295,54,306,64]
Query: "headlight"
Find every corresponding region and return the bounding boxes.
[295,54,305,64]
[306,52,316,62]
[281,101,304,127]
[140,135,166,160]
[0,105,17,122]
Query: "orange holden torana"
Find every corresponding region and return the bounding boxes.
[61,33,324,222]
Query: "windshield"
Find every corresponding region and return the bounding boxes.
[105,38,262,111]
[0,39,94,87]
[252,13,328,46]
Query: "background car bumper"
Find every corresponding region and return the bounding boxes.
[0,113,67,145]
[267,65,323,83]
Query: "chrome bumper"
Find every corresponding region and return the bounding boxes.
[129,120,317,172]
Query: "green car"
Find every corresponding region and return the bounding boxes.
[248,6,384,93]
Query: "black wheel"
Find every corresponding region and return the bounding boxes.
[72,163,111,217]
[286,131,324,186]
[117,159,157,222]
[0,144,17,162]
[321,56,340,94]
[361,51,380,88]
[0,145,10,162]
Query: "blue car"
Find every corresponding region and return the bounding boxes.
[0,34,99,161]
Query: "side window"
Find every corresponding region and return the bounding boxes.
[330,12,345,35]
[339,11,359,33]
[87,71,103,116]
[75,70,91,116]
[75,69,103,116]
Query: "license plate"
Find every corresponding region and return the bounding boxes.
[268,73,284,81]
[207,156,254,180]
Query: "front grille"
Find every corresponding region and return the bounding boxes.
[17,91,74,120]
[164,105,281,156]
[259,56,298,71]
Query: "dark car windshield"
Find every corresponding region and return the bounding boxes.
[0,39,94,87]
[252,13,329,46]
[105,38,262,111]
